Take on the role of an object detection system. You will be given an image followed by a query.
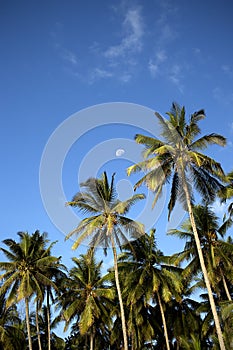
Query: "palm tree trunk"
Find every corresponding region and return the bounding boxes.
[36,300,42,350]
[90,330,94,350]
[156,292,170,350]
[25,297,33,350]
[221,270,232,301]
[111,235,128,350]
[47,288,51,350]
[182,175,226,350]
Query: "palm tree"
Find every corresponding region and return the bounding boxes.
[0,231,59,350]
[219,170,233,221]
[127,103,227,349]
[169,204,233,302]
[66,172,145,350]
[58,249,114,350]
[43,255,67,350]
[30,305,66,350]
[0,291,25,350]
[119,229,183,350]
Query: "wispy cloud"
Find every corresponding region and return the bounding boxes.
[62,49,78,65]
[53,1,184,87]
[89,68,113,84]
[155,1,178,44]
[147,2,185,91]
[169,64,183,93]
[85,5,145,84]
[104,7,144,59]
[148,49,167,77]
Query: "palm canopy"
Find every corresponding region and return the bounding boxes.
[127,103,226,218]
[169,205,233,299]
[0,231,60,306]
[121,229,183,305]
[218,170,233,220]
[60,250,114,336]
[66,171,145,249]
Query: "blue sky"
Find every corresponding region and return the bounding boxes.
[1,0,233,274]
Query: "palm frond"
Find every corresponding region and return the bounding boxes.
[191,133,226,150]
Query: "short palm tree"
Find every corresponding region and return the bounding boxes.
[0,231,59,350]
[127,103,227,349]
[59,249,114,350]
[66,172,145,350]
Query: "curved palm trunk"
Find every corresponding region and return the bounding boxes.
[111,235,128,350]
[25,297,33,350]
[183,175,226,350]
[47,287,51,350]
[36,300,42,350]
[156,292,170,350]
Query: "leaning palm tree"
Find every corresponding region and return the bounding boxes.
[0,231,59,350]
[127,103,227,350]
[66,172,145,350]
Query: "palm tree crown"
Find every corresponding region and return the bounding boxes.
[66,171,145,249]
[127,103,226,217]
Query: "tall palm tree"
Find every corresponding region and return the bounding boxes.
[58,249,114,350]
[66,172,145,350]
[0,231,59,350]
[119,229,183,350]
[127,103,227,349]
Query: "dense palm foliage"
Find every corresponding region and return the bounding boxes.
[0,231,63,350]
[127,103,227,350]
[0,104,232,349]
[65,171,145,350]
[118,229,183,350]
[58,249,114,350]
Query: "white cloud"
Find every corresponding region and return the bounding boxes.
[89,68,113,83]
[169,64,183,92]
[148,49,167,78]
[61,49,78,65]
[156,49,167,63]
[155,2,178,44]
[104,6,144,59]
[118,73,132,83]
[148,60,159,77]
